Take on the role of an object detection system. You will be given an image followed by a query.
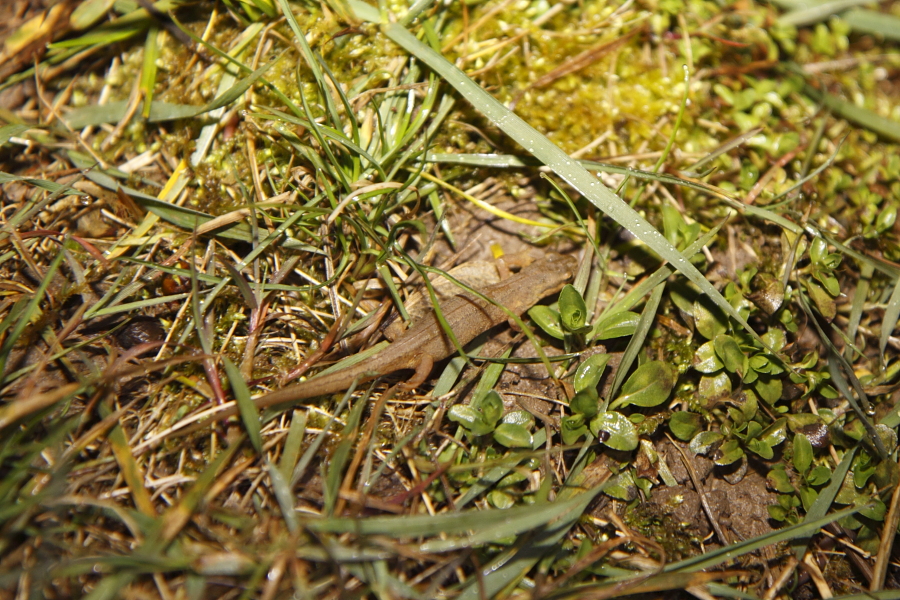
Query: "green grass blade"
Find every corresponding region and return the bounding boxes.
[606,282,665,404]
[223,357,262,453]
[804,83,900,143]
[776,0,870,26]
[664,504,863,573]
[267,460,299,534]
[305,486,603,539]
[0,251,64,385]
[842,9,900,40]
[880,275,900,361]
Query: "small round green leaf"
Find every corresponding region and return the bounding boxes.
[807,280,837,321]
[810,237,827,264]
[753,375,783,404]
[528,305,564,339]
[747,438,774,460]
[670,411,703,441]
[714,439,745,465]
[501,410,535,429]
[574,353,611,393]
[487,490,516,509]
[447,405,494,436]
[793,432,813,475]
[480,391,503,427]
[570,389,599,417]
[759,417,788,447]
[604,471,638,501]
[689,430,724,455]
[694,341,724,373]
[589,411,639,451]
[807,465,832,486]
[594,311,640,340]
[714,334,747,375]
[859,498,887,521]
[762,328,786,352]
[799,486,818,511]
[693,299,727,340]
[561,415,588,445]
[612,361,677,409]
[559,284,588,332]
[698,372,732,401]
[493,423,533,448]
[767,465,795,493]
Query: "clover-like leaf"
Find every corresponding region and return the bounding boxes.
[714,439,745,465]
[714,334,747,375]
[689,430,724,455]
[611,361,676,409]
[693,340,723,374]
[808,465,832,486]
[574,353,611,393]
[793,433,813,476]
[670,411,703,441]
[493,423,533,448]
[447,405,495,436]
[501,410,535,429]
[570,388,599,417]
[767,465,795,493]
[478,391,503,428]
[590,411,639,451]
[693,299,728,340]
[698,371,732,401]
[561,415,588,445]
[559,284,590,333]
[528,305,564,339]
[594,311,640,340]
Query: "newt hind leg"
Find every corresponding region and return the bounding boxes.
[403,354,435,390]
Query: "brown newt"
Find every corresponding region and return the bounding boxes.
[152,252,577,442]
[254,251,577,410]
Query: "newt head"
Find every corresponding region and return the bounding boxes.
[531,252,578,294]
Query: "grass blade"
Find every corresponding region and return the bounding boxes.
[223,357,262,453]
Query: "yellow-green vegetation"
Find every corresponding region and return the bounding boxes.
[1,0,900,597]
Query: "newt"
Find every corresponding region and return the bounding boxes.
[151,252,577,443]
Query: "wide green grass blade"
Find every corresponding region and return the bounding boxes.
[305,484,603,540]
[223,357,262,453]
[842,9,900,41]
[804,83,900,143]
[775,0,869,26]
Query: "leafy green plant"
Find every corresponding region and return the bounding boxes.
[532,287,677,453]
